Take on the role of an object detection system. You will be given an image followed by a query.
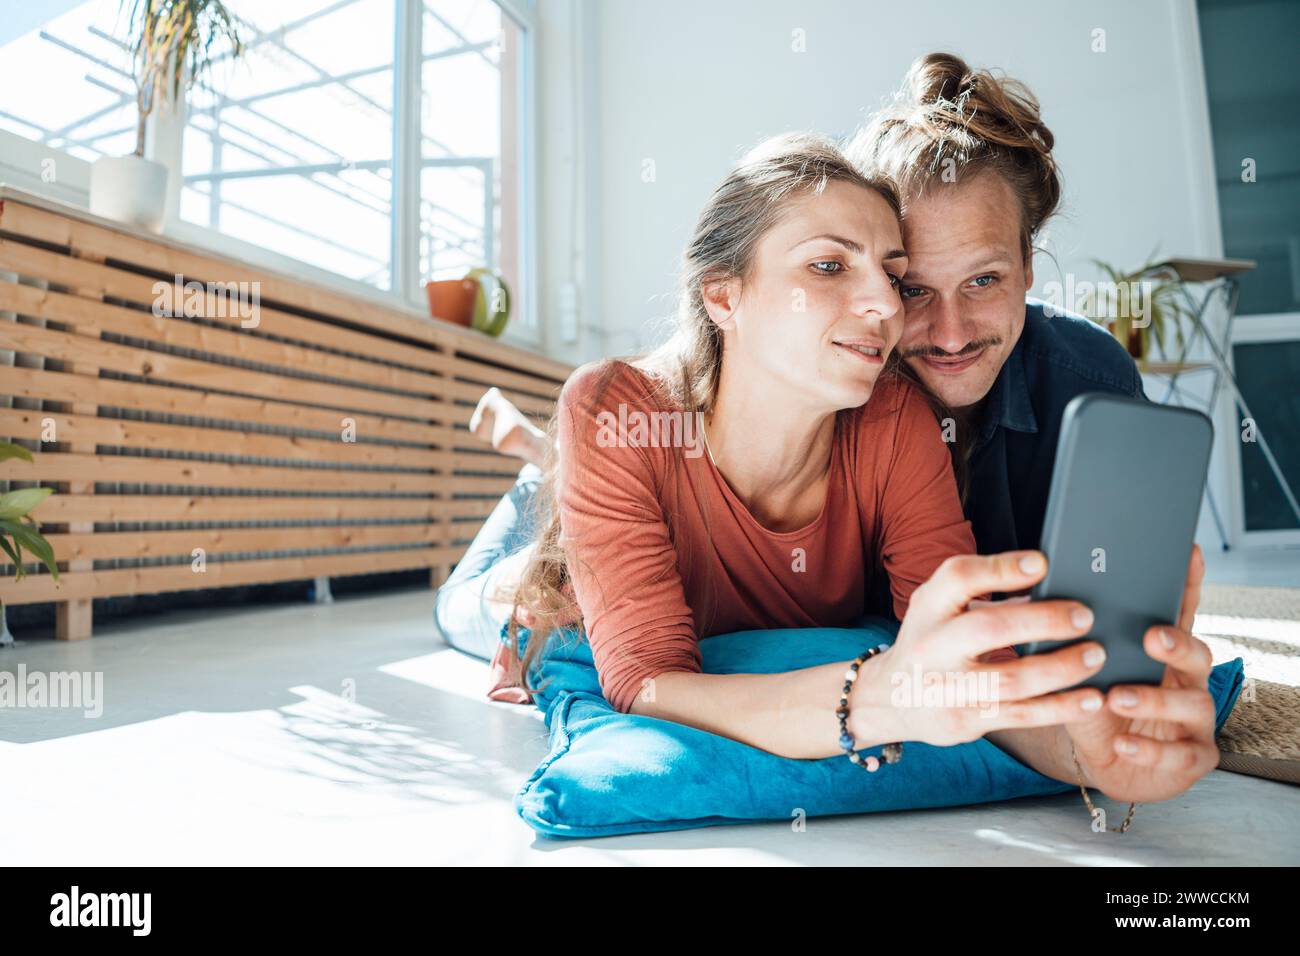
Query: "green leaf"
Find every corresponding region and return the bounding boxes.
[0,518,59,582]
[0,441,35,463]
[0,487,53,520]
[0,534,25,581]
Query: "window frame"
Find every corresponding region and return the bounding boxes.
[1188,0,1300,549]
[391,0,539,347]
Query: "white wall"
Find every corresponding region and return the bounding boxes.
[569,0,1220,354]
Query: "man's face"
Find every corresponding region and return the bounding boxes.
[897,171,1033,410]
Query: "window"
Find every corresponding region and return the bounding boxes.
[1198,0,1300,540]
[0,2,141,160]
[419,0,521,301]
[180,0,397,289]
[0,0,535,336]
[1198,0,1300,317]
[1233,339,1300,531]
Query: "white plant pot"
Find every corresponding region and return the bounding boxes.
[89,154,169,233]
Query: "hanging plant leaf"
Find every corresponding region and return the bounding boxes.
[0,441,34,464]
[0,518,59,582]
[0,487,54,521]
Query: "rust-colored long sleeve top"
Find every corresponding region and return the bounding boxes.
[553,360,977,715]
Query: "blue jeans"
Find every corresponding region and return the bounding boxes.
[433,463,544,660]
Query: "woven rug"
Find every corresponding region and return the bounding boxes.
[1196,583,1300,785]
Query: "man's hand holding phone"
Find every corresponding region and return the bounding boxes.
[1060,544,1221,803]
[880,547,1219,803]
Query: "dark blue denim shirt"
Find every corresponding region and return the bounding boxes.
[965,299,1147,555]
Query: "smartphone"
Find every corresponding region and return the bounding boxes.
[1021,392,1214,690]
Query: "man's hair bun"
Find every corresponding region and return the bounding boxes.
[846,52,1061,262]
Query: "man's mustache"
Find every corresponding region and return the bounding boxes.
[901,337,1003,360]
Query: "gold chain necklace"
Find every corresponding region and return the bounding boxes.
[1072,743,1138,833]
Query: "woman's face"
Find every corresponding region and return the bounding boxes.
[709,180,907,414]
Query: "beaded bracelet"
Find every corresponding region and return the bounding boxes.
[836,643,903,771]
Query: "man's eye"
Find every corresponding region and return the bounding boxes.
[900,285,924,299]
[810,260,844,274]
[971,274,997,288]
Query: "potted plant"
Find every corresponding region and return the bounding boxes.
[1081,257,1190,369]
[0,442,59,648]
[1081,257,1193,371]
[89,0,244,232]
[425,268,512,337]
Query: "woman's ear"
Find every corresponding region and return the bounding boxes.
[701,275,741,331]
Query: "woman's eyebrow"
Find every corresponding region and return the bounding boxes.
[882,248,908,262]
[789,233,864,254]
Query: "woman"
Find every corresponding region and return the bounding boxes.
[435,131,1101,761]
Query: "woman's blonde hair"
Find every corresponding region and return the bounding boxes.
[845,51,1061,263]
[506,131,904,689]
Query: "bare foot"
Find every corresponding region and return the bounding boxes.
[469,387,549,466]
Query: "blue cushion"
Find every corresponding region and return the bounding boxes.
[512,622,1247,839]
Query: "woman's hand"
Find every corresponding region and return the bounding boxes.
[849,550,1109,747]
[1063,545,1220,803]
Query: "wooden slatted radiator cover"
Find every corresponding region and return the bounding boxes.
[0,186,572,640]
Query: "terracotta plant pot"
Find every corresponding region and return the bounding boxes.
[1126,326,1144,359]
[425,278,478,327]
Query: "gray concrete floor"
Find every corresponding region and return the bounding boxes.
[2,586,1297,866]
[1203,545,1300,588]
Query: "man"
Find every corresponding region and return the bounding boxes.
[848,53,1145,556]
[845,52,1219,808]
